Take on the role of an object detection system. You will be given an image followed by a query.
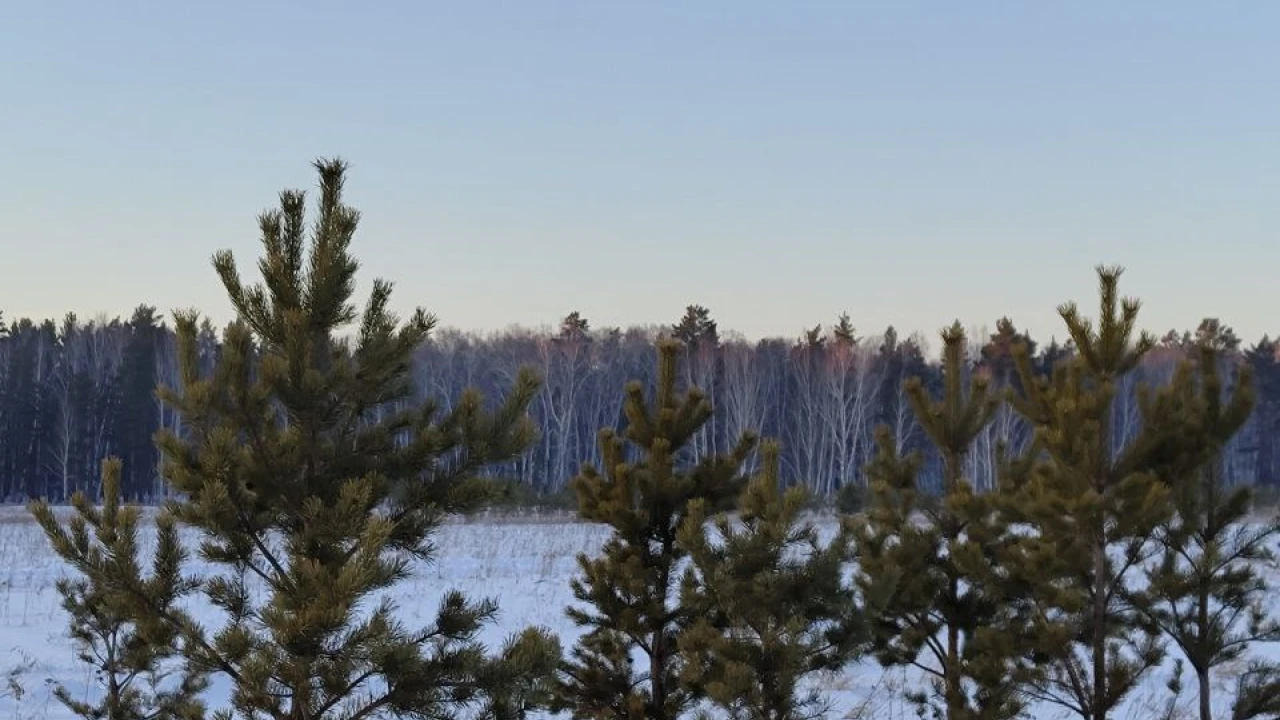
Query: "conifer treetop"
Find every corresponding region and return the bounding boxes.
[1057,264,1155,378]
[905,321,997,474]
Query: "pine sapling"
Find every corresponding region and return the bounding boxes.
[855,323,1029,720]
[677,440,868,720]
[29,457,207,720]
[1005,265,1220,720]
[554,339,757,720]
[1139,341,1278,720]
[122,159,554,720]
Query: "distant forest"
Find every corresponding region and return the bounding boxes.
[0,304,1276,503]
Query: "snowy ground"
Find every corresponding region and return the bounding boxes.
[0,506,1274,719]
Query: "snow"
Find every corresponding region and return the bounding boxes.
[0,506,1275,719]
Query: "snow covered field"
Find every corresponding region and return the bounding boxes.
[0,506,1273,719]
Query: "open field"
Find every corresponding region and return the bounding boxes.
[0,507,1274,719]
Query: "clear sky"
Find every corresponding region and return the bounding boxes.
[3,2,1277,347]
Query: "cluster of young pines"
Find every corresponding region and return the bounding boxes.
[27,160,1280,720]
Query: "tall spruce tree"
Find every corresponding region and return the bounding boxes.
[29,457,207,720]
[854,321,1029,720]
[1138,340,1278,720]
[676,440,868,720]
[118,158,553,720]
[1004,265,1209,720]
[554,339,757,720]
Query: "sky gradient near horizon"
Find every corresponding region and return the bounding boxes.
[3,2,1278,348]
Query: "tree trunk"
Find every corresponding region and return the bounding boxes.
[947,581,962,719]
[650,637,667,720]
[1198,585,1212,720]
[1093,532,1107,720]
[1198,668,1211,720]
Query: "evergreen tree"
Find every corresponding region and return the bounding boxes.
[128,158,550,720]
[1004,265,1208,720]
[676,440,868,720]
[855,321,1028,720]
[554,339,757,720]
[800,325,825,350]
[559,312,591,342]
[29,457,207,720]
[673,306,718,348]
[1138,340,1277,720]
[832,313,858,347]
[979,317,1035,390]
[116,306,162,499]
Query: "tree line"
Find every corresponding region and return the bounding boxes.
[3,297,1279,505]
[18,158,1280,720]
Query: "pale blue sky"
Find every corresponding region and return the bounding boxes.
[3,2,1277,346]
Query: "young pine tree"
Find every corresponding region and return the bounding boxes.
[474,627,566,720]
[1139,341,1279,720]
[854,322,1029,720]
[29,457,207,720]
[676,440,868,720]
[1005,265,1209,720]
[554,339,757,720]
[135,158,551,720]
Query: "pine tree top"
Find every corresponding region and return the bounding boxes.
[905,321,997,473]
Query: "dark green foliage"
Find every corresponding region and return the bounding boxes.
[834,481,865,515]
[673,306,718,348]
[30,457,207,720]
[1004,265,1213,720]
[677,440,868,720]
[833,313,858,347]
[125,158,552,720]
[1231,661,1280,719]
[475,628,565,720]
[117,306,163,498]
[855,322,1028,720]
[1138,341,1276,720]
[554,339,757,720]
[559,312,591,341]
